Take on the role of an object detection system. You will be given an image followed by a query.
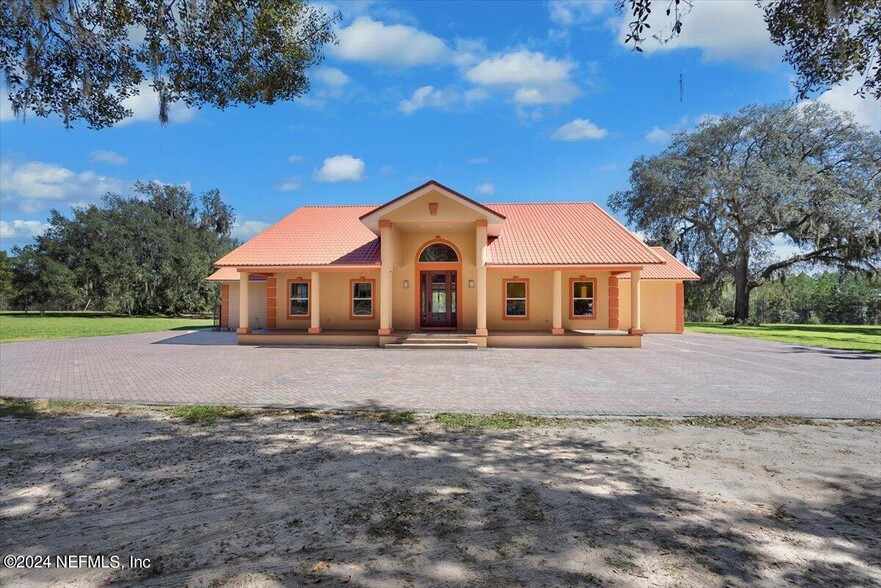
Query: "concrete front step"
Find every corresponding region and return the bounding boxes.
[403,337,471,344]
[385,342,480,349]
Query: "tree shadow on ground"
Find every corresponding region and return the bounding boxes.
[152,330,238,345]
[780,346,880,360]
[1,410,878,587]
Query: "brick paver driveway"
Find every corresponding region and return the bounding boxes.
[1,330,878,417]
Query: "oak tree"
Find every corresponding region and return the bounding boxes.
[610,102,881,322]
[619,0,880,99]
[0,0,338,128]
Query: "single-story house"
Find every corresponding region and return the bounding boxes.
[208,180,698,348]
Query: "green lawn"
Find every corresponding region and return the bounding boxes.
[686,322,881,353]
[0,312,212,343]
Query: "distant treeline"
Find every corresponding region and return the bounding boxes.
[687,271,881,325]
[0,182,237,315]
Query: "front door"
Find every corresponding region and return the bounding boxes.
[420,271,457,328]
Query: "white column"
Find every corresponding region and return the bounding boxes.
[309,271,321,334]
[237,271,250,334]
[552,270,563,334]
[476,220,488,336]
[629,268,643,335]
[378,221,393,335]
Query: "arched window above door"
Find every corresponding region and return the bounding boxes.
[418,243,459,262]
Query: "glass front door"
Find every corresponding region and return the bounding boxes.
[420,271,457,328]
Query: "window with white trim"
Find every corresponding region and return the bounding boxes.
[572,280,595,317]
[289,282,309,316]
[505,280,528,317]
[352,281,373,317]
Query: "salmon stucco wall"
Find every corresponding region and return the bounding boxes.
[562,271,611,331]
[270,270,381,330]
[227,281,267,330]
[618,280,679,333]
[220,284,230,328]
[391,227,478,331]
[485,270,614,332]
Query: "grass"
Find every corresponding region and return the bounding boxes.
[434,412,599,429]
[0,312,212,343]
[0,397,114,417]
[170,405,250,424]
[686,322,881,353]
[2,398,879,429]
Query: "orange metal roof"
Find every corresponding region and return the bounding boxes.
[619,247,701,280]
[485,203,663,265]
[212,198,674,269]
[214,206,381,267]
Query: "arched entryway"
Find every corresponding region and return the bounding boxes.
[415,239,462,330]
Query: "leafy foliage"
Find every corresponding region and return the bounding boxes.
[0,0,338,128]
[0,251,13,308]
[618,0,881,99]
[687,270,881,325]
[610,102,881,321]
[9,182,236,314]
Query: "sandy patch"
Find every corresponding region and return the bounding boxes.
[1,410,879,587]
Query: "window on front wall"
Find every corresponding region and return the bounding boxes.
[572,280,595,317]
[352,281,373,317]
[505,280,528,318]
[289,282,309,316]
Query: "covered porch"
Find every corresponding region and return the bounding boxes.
[222,263,648,348]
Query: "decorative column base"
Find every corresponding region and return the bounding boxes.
[628,328,644,335]
[475,328,488,336]
[236,327,252,335]
[378,328,393,336]
[308,327,322,334]
[551,328,565,335]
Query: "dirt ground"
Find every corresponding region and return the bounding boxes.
[1,408,879,587]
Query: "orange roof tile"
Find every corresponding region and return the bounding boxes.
[619,247,700,280]
[485,203,663,265]
[215,206,380,267]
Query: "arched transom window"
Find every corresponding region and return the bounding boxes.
[419,243,459,263]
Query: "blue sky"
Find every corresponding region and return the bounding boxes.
[1,0,878,250]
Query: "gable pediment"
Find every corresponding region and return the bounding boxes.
[360,180,505,235]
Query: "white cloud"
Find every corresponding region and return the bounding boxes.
[476,182,495,196]
[313,155,366,182]
[645,126,672,144]
[0,219,49,241]
[618,1,782,66]
[397,85,488,114]
[469,157,489,164]
[277,177,301,192]
[333,17,450,66]
[0,160,126,213]
[549,0,608,26]
[89,150,128,165]
[118,82,195,125]
[465,50,580,105]
[231,220,271,241]
[288,155,305,163]
[817,76,881,131]
[552,118,608,141]
[467,49,573,86]
[598,162,619,172]
[313,67,350,89]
